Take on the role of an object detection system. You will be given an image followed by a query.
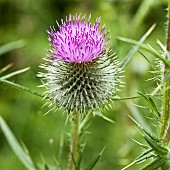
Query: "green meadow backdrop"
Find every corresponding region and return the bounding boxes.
[0,0,167,169]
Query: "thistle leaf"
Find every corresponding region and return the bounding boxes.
[83,147,105,170]
[144,135,168,156]
[0,116,36,170]
[117,36,170,67]
[122,149,154,170]
[120,24,156,68]
[135,149,154,164]
[141,157,165,170]
[137,92,160,117]
[131,115,158,139]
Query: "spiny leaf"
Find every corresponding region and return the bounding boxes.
[117,36,170,67]
[129,116,157,142]
[0,116,36,170]
[122,149,154,170]
[141,157,165,170]
[127,102,152,133]
[131,138,148,149]
[120,24,156,68]
[121,160,137,170]
[138,51,152,64]
[83,147,105,170]
[137,92,160,117]
[144,135,168,156]
[135,149,154,164]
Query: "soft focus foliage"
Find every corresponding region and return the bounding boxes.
[0,0,168,169]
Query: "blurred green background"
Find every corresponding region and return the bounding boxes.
[0,0,168,169]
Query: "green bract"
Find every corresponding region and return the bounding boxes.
[39,51,121,114]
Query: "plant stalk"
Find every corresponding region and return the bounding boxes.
[68,112,80,170]
[159,3,170,143]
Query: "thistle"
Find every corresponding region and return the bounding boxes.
[39,14,121,115]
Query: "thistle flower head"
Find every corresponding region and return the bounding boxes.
[39,14,121,115]
[47,14,109,63]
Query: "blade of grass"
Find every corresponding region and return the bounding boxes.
[112,96,140,100]
[120,24,156,69]
[0,79,44,98]
[112,94,161,101]
[0,39,26,56]
[83,147,105,170]
[118,36,170,67]
[0,67,30,80]
[137,92,160,117]
[132,0,155,31]
[0,116,36,170]
[0,63,13,74]
[125,101,152,133]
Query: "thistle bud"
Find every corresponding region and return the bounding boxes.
[39,14,121,115]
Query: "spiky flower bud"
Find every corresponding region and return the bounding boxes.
[39,14,121,115]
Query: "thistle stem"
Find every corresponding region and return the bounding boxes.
[160,80,170,142]
[68,112,80,170]
[159,3,170,143]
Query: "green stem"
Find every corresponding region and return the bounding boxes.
[159,4,170,143]
[68,112,80,170]
[0,79,43,98]
[160,80,170,142]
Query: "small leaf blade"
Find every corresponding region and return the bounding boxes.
[0,79,44,98]
[118,36,170,67]
[137,92,160,117]
[0,116,36,170]
[120,24,156,68]
[0,39,26,56]
[141,157,165,170]
[144,135,168,156]
[83,147,105,170]
[0,67,30,80]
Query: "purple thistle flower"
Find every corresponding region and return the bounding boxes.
[47,14,110,63]
[38,14,122,115]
